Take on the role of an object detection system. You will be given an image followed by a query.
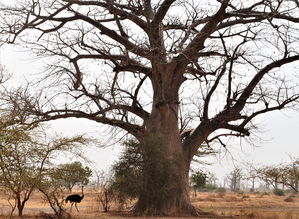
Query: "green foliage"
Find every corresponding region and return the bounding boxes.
[192,144,216,165]
[190,170,207,191]
[0,127,41,216]
[50,161,92,192]
[216,187,226,198]
[111,135,178,210]
[273,188,285,196]
[216,187,226,193]
[111,139,142,204]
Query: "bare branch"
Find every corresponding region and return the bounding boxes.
[152,0,176,25]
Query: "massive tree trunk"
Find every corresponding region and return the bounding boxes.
[133,76,200,216]
[134,155,195,216]
[135,128,195,215]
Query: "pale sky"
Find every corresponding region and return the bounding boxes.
[1,44,299,186]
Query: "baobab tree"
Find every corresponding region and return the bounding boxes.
[1,0,299,216]
[226,168,243,192]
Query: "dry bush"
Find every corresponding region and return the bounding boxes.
[217,192,225,198]
[223,195,242,202]
[236,191,244,196]
[242,194,250,199]
[255,192,269,198]
[284,196,295,202]
[215,187,226,198]
[205,192,227,199]
[287,193,297,198]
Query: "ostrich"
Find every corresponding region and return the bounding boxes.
[65,186,84,212]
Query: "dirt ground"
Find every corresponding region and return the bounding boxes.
[1,189,299,219]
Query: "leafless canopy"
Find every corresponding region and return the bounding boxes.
[1,0,299,147]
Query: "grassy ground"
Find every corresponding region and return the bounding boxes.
[193,192,299,218]
[1,189,299,219]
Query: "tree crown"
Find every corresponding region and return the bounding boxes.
[0,0,299,151]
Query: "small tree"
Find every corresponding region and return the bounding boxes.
[51,161,92,193]
[190,171,207,197]
[226,168,243,192]
[38,177,67,219]
[111,139,143,209]
[111,136,178,213]
[241,162,260,192]
[273,188,285,196]
[271,159,299,193]
[95,170,114,213]
[256,165,284,190]
[0,128,34,217]
[207,172,218,186]
[36,138,90,218]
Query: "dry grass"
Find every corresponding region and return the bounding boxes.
[1,189,299,219]
[193,192,299,218]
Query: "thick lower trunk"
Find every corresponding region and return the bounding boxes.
[133,147,196,216]
[17,203,24,217]
[134,102,199,216]
[133,84,208,216]
[134,189,198,216]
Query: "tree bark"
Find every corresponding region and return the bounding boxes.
[133,85,201,216]
[134,133,197,216]
[17,197,24,217]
